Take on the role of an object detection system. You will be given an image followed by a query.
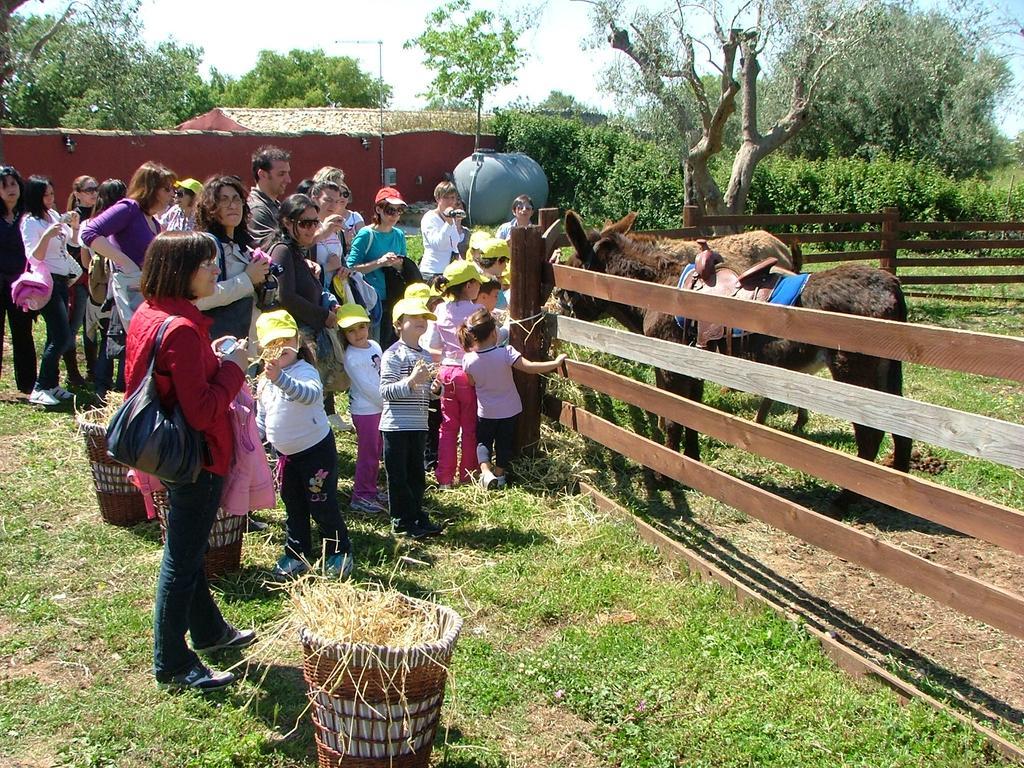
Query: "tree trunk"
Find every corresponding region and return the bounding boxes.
[475,97,482,151]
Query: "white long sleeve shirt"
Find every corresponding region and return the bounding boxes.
[21,211,79,276]
[256,360,330,455]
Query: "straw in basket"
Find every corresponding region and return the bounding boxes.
[299,595,463,768]
[151,490,245,580]
[76,415,148,527]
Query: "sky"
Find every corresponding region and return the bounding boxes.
[21,0,1024,136]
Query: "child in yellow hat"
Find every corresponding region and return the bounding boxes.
[255,309,354,579]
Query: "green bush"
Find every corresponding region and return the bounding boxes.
[494,112,1024,229]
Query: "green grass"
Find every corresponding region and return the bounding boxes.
[0,258,1019,766]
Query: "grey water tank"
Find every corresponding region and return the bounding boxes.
[453,150,549,226]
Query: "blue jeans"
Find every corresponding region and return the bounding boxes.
[35,277,72,390]
[153,470,229,681]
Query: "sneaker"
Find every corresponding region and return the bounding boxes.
[194,624,257,653]
[479,469,498,490]
[416,516,445,537]
[28,388,60,407]
[350,497,386,515]
[158,661,235,692]
[271,555,309,581]
[244,514,269,533]
[52,386,74,400]
[376,489,390,504]
[327,414,353,432]
[495,475,508,489]
[324,552,354,579]
[391,518,430,540]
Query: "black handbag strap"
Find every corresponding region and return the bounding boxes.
[137,315,179,387]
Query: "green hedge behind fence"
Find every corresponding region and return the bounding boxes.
[493,112,1024,231]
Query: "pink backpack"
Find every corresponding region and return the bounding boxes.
[10,258,53,311]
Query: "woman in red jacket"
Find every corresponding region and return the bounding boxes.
[125,231,254,691]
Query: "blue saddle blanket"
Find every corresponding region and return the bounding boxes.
[675,266,811,332]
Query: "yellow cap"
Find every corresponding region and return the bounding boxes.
[336,303,370,329]
[255,309,298,347]
[404,281,441,300]
[392,297,436,324]
[480,237,510,261]
[468,230,491,252]
[175,178,203,197]
[442,259,484,290]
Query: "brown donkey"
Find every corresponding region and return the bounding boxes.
[558,211,912,485]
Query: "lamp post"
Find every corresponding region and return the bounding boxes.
[336,39,385,186]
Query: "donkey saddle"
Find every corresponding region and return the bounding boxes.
[675,240,805,350]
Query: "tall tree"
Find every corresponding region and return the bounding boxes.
[768,6,1011,178]
[4,0,214,130]
[407,0,525,149]
[587,0,877,219]
[213,49,390,109]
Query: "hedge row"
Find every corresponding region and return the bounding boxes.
[493,112,1024,230]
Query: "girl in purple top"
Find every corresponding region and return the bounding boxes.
[428,260,484,487]
[459,308,565,490]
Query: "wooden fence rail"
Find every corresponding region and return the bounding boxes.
[552,264,1024,384]
[559,359,1024,555]
[545,397,1024,641]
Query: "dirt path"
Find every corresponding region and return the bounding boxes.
[652,498,1024,733]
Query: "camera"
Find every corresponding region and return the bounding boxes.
[59,212,74,224]
[217,338,241,355]
[267,262,285,276]
[448,209,466,219]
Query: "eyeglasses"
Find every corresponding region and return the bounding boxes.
[199,259,219,271]
[381,205,406,216]
[0,166,15,176]
[174,189,185,197]
[479,256,508,267]
[216,194,243,207]
[339,190,351,199]
[81,186,99,193]
[293,217,320,230]
[516,205,533,212]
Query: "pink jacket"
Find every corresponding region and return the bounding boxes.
[131,383,276,517]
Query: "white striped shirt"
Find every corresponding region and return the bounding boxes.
[379,341,434,432]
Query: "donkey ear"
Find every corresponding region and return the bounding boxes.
[601,212,637,237]
[564,211,594,263]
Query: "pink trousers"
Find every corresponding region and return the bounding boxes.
[436,365,477,484]
[351,412,382,501]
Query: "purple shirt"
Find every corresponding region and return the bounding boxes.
[81,198,160,267]
[463,345,522,419]
[429,299,483,365]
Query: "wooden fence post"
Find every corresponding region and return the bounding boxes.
[509,224,546,454]
[881,207,899,275]
[683,205,700,231]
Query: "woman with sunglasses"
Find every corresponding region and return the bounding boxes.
[64,175,100,386]
[0,166,37,396]
[346,187,409,348]
[159,178,202,233]
[268,194,339,335]
[496,194,535,241]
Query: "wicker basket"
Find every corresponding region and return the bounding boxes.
[151,490,245,580]
[300,597,463,767]
[76,416,148,527]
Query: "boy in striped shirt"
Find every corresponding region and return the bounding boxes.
[380,298,444,539]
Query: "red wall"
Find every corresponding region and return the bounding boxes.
[3,129,496,213]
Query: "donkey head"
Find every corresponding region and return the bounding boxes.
[558,211,638,320]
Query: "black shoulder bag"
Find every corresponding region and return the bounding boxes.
[106,316,207,485]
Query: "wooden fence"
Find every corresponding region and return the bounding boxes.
[682,205,1024,300]
[505,208,1024,758]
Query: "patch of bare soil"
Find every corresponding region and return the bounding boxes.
[653,496,1024,734]
[497,701,602,768]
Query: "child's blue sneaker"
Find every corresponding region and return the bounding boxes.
[324,552,354,579]
[272,555,309,581]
